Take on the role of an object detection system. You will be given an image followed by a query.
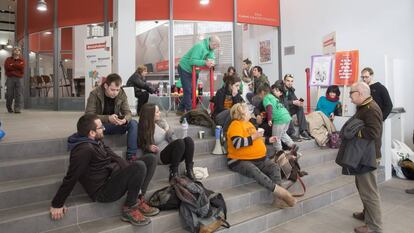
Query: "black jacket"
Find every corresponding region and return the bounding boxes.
[126,73,154,97]
[370,82,393,120]
[336,118,377,175]
[51,133,128,208]
[212,87,243,118]
[283,86,299,113]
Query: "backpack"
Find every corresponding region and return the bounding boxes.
[272,150,307,197]
[400,158,414,180]
[328,132,341,149]
[148,185,180,210]
[171,176,230,233]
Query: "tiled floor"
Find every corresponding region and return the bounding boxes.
[266,178,414,233]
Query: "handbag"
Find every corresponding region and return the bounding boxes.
[391,139,414,179]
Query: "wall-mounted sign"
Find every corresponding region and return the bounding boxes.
[334,50,359,86]
[84,36,112,101]
[322,32,336,55]
[310,55,333,86]
[237,0,280,27]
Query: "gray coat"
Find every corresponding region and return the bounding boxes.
[336,118,377,175]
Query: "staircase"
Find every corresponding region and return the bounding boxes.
[0,116,385,233]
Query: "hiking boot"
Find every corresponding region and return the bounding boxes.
[354,225,380,233]
[300,131,312,140]
[186,163,196,181]
[121,204,151,226]
[273,185,297,207]
[169,166,179,182]
[290,134,302,142]
[137,195,160,217]
[353,211,365,221]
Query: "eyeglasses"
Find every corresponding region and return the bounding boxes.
[349,90,359,97]
[95,126,105,131]
[361,76,370,79]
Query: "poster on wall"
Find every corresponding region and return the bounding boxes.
[84,36,112,101]
[333,50,359,86]
[310,55,333,86]
[322,32,336,55]
[259,40,272,64]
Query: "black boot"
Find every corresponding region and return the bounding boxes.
[169,166,179,182]
[185,162,195,181]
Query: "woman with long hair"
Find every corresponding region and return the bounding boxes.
[137,103,195,181]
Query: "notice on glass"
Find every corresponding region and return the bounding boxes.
[333,50,359,86]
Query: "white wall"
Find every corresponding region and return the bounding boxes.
[280,0,414,147]
[73,25,88,80]
[242,25,279,84]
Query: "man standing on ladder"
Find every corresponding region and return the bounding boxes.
[176,35,220,116]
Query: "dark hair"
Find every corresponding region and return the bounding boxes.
[243,58,252,65]
[77,114,99,137]
[283,74,294,81]
[253,66,263,75]
[104,73,122,86]
[138,103,156,151]
[361,67,374,75]
[223,73,241,90]
[326,85,341,97]
[256,82,270,94]
[271,80,285,93]
[227,66,236,74]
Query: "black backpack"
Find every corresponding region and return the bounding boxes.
[171,176,230,233]
[148,185,180,210]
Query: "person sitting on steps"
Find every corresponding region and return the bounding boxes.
[137,103,195,181]
[49,114,159,226]
[226,103,297,208]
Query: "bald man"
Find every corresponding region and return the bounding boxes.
[176,36,220,115]
[349,82,383,233]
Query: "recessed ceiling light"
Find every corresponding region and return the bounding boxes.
[37,0,47,12]
[200,0,209,5]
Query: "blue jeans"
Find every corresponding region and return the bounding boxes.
[177,65,198,112]
[103,119,138,156]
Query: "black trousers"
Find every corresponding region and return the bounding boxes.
[95,154,156,207]
[287,105,308,135]
[136,91,149,115]
[160,137,194,168]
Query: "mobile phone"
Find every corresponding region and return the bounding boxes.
[118,115,125,120]
[299,98,304,102]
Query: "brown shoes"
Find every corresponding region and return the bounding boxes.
[352,211,365,221]
[273,185,297,207]
[354,225,380,233]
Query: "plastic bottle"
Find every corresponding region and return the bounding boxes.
[159,82,164,96]
[181,117,189,138]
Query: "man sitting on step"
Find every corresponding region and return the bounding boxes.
[85,73,138,159]
[49,114,159,226]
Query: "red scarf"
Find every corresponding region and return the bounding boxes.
[326,94,339,102]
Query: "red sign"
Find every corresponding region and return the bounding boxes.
[237,0,280,26]
[156,58,181,72]
[334,50,359,86]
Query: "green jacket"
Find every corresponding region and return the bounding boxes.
[262,93,291,124]
[179,38,215,73]
[253,74,269,94]
[85,86,132,123]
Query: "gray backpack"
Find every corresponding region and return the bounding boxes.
[171,176,230,233]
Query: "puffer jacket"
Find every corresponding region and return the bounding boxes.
[306,111,336,146]
[335,118,377,175]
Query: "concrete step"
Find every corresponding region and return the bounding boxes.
[0,145,338,210]
[39,174,358,233]
[1,160,346,233]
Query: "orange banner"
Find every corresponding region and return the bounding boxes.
[333,50,359,86]
[237,0,280,26]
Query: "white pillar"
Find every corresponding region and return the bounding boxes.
[73,25,87,80]
[113,0,136,84]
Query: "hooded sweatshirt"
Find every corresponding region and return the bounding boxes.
[51,133,128,208]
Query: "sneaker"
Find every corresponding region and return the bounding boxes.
[290,134,302,142]
[137,196,160,217]
[14,109,21,114]
[300,131,312,140]
[121,204,151,226]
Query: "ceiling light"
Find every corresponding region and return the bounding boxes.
[44,31,52,35]
[200,0,209,5]
[37,0,47,12]
[6,39,13,49]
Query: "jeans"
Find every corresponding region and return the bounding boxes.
[160,137,194,168]
[287,105,308,135]
[6,77,22,111]
[229,158,282,192]
[272,123,294,151]
[103,119,138,156]
[177,65,198,112]
[96,154,156,207]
